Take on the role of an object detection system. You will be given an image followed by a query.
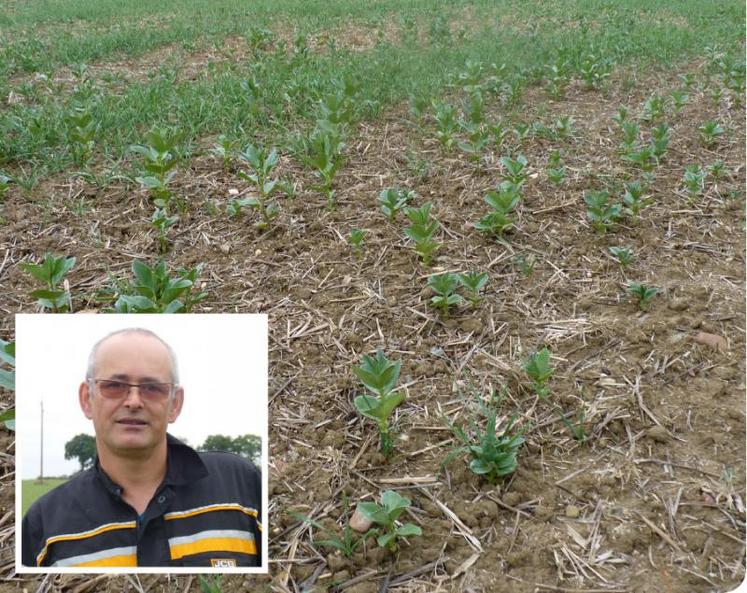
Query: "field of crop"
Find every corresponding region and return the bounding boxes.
[20,479,67,517]
[0,0,745,591]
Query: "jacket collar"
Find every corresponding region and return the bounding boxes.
[94,433,208,495]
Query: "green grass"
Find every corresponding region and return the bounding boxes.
[0,0,743,182]
[21,478,68,516]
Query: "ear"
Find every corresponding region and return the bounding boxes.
[79,381,93,419]
[168,386,184,423]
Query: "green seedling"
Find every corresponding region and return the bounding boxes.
[650,123,669,162]
[112,260,207,313]
[457,121,490,162]
[198,576,222,593]
[353,350,405,457]
[475,182,521,239]
[409,94,430,121]
[443,391,524,482]
[641,95,665,122]
[546,150,566,185]
[433,101,458,151]
[682,165,706,200]
[0,173,10,199]
[545,61,569,98]
[151,208,178,254]
[378,187,414,222]
[669,90,689,114]
[489,120,511,148]
[622,146,656,172]
[523,347,553,398]
[553,116,575,140]
[619,121,640,151]
[428,273,464,318]
[499,154,529,187]
[131,128,181,209]
[306,127,344,209]
[708,160,726,180]
[585,190,621,233]
[622,181,653,220]
[0,340,15,430]
[458,271,488,306]
[514,253,536,277]
[404,203,440,266]
[237,143,281,228]
[609,246,633,267]
[628,282,658,310]
[708,86,724,107]
[579,53,612,89]
[464,89,484,124]
[294,514,373,558]
[66,106,97,165]
[20,253,76,312]
[210,135,239,169]
[348,228,366,256]
[356,490,422,553]
[698,120,724,147]
[612,105,628,125]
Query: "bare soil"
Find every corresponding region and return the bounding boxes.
[0,55,744,593]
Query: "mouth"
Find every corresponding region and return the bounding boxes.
[117,419,149,426]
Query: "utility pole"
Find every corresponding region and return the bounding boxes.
[39,400,43,484]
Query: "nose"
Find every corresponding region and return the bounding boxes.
[123,385,145,408]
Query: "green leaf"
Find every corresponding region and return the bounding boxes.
[470,458,492,474]
[395,523,422,537]
[29,289,65,300]
[377,532,396,549]
[0,369,14,391]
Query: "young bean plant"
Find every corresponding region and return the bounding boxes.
[112,260,207,313]
[609,246,633,267]
[628,282,658,310]
[151,208,178,254]
[499,154,529,187]
[353,350,405,457]
[443,390,524,482]
[378,187,414,222]
[237,143,281,229]
[585,190,621,233]
[210,135,239,170]
[348,228,366,257]
[458,271,488,306]
[355,490,422,553]
[682,165,706,201]
[131,129,181,210]
[428,273,464,318]
[546,150,566,186]
[698,120,724,147]
[0,340,15,430]
[523,347,553,398]
[404,203,440,266]
[622,181,653,221]
[21,253,76,312]
[475,181,521,239]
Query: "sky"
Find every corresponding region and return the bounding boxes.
[16,314,268,479]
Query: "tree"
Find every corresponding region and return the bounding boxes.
[199,434,261,464]
[64,433,97,471]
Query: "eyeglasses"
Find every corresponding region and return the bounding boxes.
[91,379,174,400]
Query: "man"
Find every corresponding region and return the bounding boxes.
[22,328,263,568]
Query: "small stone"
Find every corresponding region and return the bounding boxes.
[460,317,483,333]
[255,248,262,256]
[220,243,230,254]
[694,331,728,352]
[565,505,580,518]
[228,188,239,195]
[646,425,670,443]
[668,298,689,311]
[327,553,346,571]
[348,507,373,533]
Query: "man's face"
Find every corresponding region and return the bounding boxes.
[79,333,183,458]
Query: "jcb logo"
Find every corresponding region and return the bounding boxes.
[210,558,237,568]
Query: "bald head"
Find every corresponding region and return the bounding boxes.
[86,328,180,384]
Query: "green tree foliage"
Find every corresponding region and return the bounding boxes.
[64,433,96,471]
[199,434,261,464]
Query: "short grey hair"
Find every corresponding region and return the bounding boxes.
[86,328,180,384]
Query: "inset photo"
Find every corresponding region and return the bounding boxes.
[15,314,268,574]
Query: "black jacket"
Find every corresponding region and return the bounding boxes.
[22,434,263,568]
